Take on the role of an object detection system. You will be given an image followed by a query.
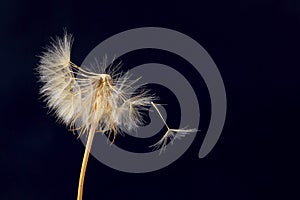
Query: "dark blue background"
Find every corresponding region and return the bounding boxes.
[1,0,299,199]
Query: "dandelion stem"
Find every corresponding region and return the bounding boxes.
[77,123,96,200]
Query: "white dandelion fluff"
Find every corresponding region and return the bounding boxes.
[37,33,82,126]
[36,32,197,200]
[37,33,155,140]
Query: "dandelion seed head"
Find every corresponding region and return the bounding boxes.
[37,32,155,141]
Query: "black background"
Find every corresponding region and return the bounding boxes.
[1,0,299,199]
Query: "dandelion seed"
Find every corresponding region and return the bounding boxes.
[149,102,198,154]
[37,32,197,200]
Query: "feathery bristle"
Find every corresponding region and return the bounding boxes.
[37,33,82,125]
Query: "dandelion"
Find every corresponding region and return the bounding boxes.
[37,32,197,200]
